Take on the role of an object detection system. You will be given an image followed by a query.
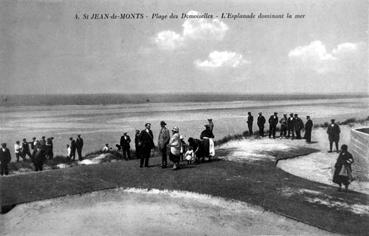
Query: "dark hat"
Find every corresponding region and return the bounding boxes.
[23,138,26,141]
[274,112,278,114]
[77,134,81,137]
[124,132,127,135]
[160,121,167,125]
[341,144,348,151]
[145,123,151,127]
[1,143,6,147]
[258,112,262,115]
[331,119,335,122]
[306,115,310,118]
[42,136,45,139]
[32,137,36,139]
[208,118,212,121]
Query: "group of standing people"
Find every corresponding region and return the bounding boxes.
[67,135,84,161]
[0,136,54,174]
[134,119,215,170]
[247,112,313,142]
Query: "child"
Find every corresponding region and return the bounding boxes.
[184,146,195,165]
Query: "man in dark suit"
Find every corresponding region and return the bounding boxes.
[304,116,313,143]
[76,134,84,161]
[120,132,131,159]
[0,143,11,176]
[327,119,340,152]
[158,121,170,168]
[138,123,155,168]
[21,138,32,160]
[287,113,295,139]
[134,130,141,159]
[46,137,54,160]
[247,112,253,135]
[294,114,304,139]
[257,112,266,137]
[69,137,76,161]
[33,147,46,171]
[268,112,279,139]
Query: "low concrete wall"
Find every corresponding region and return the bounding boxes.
[351,128,369,180]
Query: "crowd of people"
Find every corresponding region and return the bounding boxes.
[247,112,314,142]
[0,112,355,193]
[114,119,215,170]
[0,135,84,175]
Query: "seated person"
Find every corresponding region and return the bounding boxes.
[102,144,111,152]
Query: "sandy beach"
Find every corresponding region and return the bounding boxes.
[0,188,337,236]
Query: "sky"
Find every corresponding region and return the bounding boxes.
[0,0,368,95]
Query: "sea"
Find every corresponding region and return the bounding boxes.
[0,94,368,157]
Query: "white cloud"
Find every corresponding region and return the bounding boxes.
[153,31,184,50]
[288,41,364,73]
[194,51,249,69]
[288,41,336,61]
[182,11,228,41]
[153,10,228,50]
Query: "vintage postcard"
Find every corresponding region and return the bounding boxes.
[0,0,368,235]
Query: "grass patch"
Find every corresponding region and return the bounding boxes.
[314,116,369,128]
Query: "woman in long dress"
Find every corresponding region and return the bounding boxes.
[333,144,354,192]
[168,127,181,170]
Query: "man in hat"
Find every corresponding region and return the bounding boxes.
[304,116,313,143]
[21,138,32,160]
[120,132,131,159]
[33,146,46,171]
[327,119,340,152]
[287,113,295,139]
[158,121,170,168]
[0,143,11,176]
[268,112,279,139]
[45,137,54,160]
[247,112,254,135]
[39,136,46,151]
[76,134,84,161]
[279,114,288,138]
[69,137,76,161]
[134,130,141,159]
[294,114,304,139]
[257,112,266,137]
[138,123,155,167]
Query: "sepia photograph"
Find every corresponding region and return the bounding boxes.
[0,0,368,235]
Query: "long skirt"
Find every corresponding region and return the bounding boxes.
[333,165,351,186]
[209,138,215,157]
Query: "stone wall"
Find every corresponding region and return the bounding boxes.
[351,128,369,180]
